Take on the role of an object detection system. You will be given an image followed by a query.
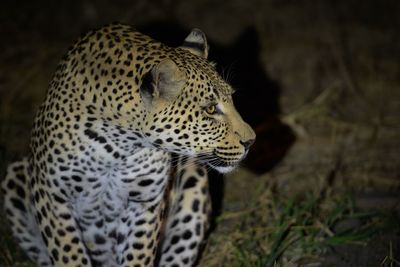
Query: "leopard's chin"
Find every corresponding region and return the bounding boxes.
[206,159,240,173]
[211,164,237,174]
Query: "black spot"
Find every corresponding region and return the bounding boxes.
[28,246,39,254]
[41,233,48,246]
[16,173,26,183]
[132,243,144,249]
[57,229,66,237]
[163,245,171,254]
[96,136,107,144]
[108,229,117,239]
[16,185,26,199]
[44,225,52,238]
[66,226,76,232]
[134,230,145,238]
[174,246,185,254]
[104,144,113,152]
[10,197,26,212]
[138,179,154,186]
[189,241,198,249]
[94,234,106,244]
[135,219,146,226]
[62,256,69,264]
[165,256,174,262]
[195,222,201,235]
[52,193,66,204]
[74,186,83,192]
[59,166,70,172]
[171,235,180,245]
[182,230,192,240]
[7,179,15,189]
[51,248,59,261]
[95,220,103,228]
[126,253,133,261]
[182,215,192,223]
[12,164,24,172]
[192,199,200,212]
[59,213,71,220]
[196,168,205,176]
[183,176,198,189]
[71,175,82,182]
[117,233,125,244]
[129,191,140,197]
[4,208,13,217]
[84,128,98,139]
[49,140,55,148]
[154,139,163,145]
[170,219,179,228]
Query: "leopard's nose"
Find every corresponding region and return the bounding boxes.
[240,138,255,151]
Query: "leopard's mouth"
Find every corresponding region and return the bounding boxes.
[196,150,244,174]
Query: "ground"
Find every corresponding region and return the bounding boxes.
[0,0,399,266]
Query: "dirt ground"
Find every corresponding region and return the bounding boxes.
[0,0,399,266]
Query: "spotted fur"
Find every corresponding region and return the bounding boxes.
[1,23,255,267]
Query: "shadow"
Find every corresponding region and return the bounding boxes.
[139,20,295,229]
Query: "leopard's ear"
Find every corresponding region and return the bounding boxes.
[140,59,186,107]
[180,29,209,59]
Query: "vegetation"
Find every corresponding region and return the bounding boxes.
[200,180,399,266]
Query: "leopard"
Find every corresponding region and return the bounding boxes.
[1,23,255,267]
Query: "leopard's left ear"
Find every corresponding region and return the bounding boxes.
[180,29,209,59]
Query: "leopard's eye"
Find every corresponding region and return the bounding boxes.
[205,104,217,115]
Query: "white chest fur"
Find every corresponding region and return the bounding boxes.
[71,148,171,224]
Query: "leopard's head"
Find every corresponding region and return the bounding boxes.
[141,29,255,173]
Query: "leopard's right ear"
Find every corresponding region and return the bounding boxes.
[180,29,209,59]
[140,59,186,108]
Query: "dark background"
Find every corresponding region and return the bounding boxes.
[0,0,399,266]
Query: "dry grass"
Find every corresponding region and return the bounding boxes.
[198,170,400,267]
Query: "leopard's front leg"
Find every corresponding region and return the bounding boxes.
[31,178,93,267]
[158,158,211,267]
[115,199,166,267]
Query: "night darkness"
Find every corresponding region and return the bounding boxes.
[0,1,399,266]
